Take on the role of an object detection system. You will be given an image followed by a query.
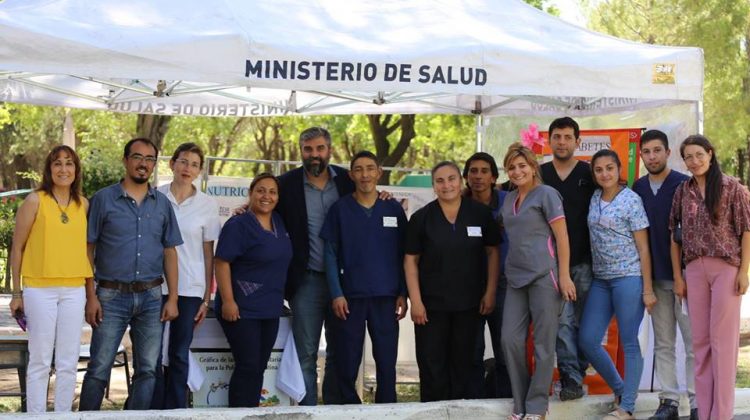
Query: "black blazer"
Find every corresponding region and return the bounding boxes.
[276,165,355,299]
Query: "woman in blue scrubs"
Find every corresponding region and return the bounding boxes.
[214,173,293,407]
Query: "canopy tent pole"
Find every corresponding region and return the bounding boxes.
[476,114,483,152]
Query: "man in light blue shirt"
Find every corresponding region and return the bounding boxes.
[79,138,182,411]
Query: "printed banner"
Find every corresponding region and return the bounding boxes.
[541,128,642,185]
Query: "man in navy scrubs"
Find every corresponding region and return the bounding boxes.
[632,130,696,420]
[463,152,512,398]
[320,151,408,404]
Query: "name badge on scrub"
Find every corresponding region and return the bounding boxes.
[383,216,398,227]
[467,226,482,237]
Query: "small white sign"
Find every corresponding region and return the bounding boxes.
[467,226,482,237]
[383,216,398,227]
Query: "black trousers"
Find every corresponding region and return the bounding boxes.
[219,317,279,407]
[414,308,479,402]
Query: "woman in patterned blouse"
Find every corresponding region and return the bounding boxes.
[669,134,750,420]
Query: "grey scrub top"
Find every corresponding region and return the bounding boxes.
[500,184,565,288]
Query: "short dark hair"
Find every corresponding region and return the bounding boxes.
[548,117,580,139]
[350,150,379,170]
[170,142,205,168]
[249,172,279,192]
[640,129,669,150]
[123,138,158,159]
[462,152,499,179]
[299,127,332,147]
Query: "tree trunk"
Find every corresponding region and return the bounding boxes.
[367,114,416,185]
[136,114,172,150]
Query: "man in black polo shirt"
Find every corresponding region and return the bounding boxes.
[540,117,595,401]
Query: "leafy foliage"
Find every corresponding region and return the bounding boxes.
[585,0,750,173]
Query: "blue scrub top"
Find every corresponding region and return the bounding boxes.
[214,211,292,319]
[320,196,407,299]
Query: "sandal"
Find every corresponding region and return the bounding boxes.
[602,408,634,420]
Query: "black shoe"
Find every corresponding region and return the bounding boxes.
[648,399,679,420]
[558,377,584,401]
[689,408,698,420]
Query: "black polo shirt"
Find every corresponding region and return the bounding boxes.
[541,160,595,267]
[405,198,500,311]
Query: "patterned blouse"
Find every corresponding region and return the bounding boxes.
[669,175,750,267]
[588,187,650,280]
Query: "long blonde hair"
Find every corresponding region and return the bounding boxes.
[503,142,543,186]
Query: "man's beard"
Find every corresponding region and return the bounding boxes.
[129,169,150,184]
[646,162,667,175]
[303,157,328,177]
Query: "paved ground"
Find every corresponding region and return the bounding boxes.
[0,294,748,418]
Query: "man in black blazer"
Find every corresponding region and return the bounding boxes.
[275,127,354,405]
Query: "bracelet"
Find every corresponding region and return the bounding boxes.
[11,292,22,298]
[642,292,654,296]
[202,300,210,308]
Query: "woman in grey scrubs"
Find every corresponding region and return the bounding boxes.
[499,143,575,420]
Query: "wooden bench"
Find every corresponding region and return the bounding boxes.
[0,335,28,411]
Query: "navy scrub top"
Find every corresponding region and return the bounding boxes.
[214,211,292,319]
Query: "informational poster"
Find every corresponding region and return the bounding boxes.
[204,176,251,225]
[191,350,291,407]
[541,128,643,185]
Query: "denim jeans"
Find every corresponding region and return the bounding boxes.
[290,271,339,405]
[79,285,163,410]
[555,262,593,384]
[579,276,644,413]
[151,296,203,409]
[469,286,512,398]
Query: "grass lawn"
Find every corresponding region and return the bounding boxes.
[737,332,750,388]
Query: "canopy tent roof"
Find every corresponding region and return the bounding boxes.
[0,0,703,118]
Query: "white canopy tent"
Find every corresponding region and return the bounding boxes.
[0,0,703,124]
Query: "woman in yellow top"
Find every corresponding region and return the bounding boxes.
[9,145,93,413]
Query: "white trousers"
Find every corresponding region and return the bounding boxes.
[24,287,85,412]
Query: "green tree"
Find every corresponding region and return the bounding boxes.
[585,0,750,177]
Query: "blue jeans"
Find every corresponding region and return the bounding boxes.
[579,276,645,413]
[556,263,593,384]
[290,271,340,405]
[79,285,163,410]
[470,286,512,398]
[151,296,203,409]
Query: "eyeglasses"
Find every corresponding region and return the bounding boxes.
[683,152,708,163]
[129,154,157,164]
[175,158,201,169]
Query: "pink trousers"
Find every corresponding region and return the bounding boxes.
[686,257,741,420]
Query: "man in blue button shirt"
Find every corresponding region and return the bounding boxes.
[79,138,183,411]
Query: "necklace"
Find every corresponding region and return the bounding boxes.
[51,193,71,224]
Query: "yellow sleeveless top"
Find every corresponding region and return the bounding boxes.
[20,192,92,287]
